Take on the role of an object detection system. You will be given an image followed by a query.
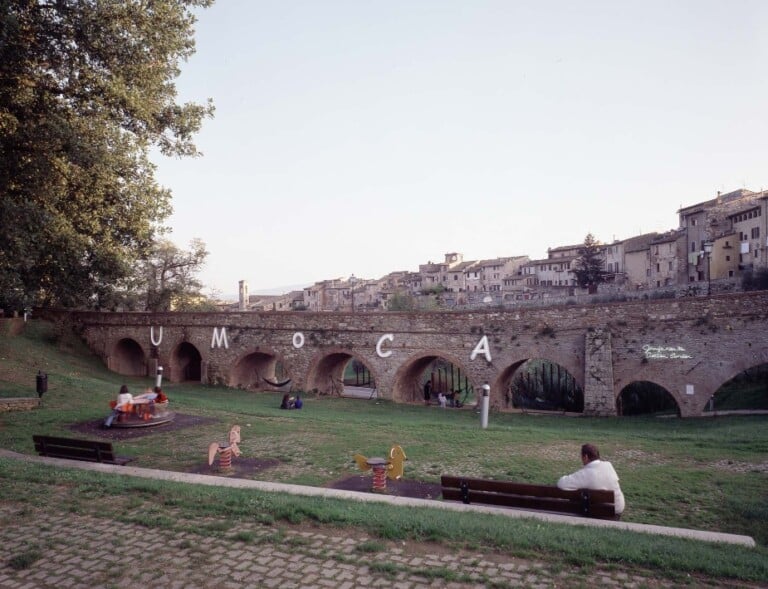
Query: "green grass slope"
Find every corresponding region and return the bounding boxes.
[1,318,767,584]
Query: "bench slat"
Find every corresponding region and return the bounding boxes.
[441,475,617,519]
[33,435,132,465]
[441,475,614,503]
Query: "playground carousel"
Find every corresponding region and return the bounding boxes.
[104,388,175,428]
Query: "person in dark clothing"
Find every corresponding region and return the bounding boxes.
[423,380,432,405]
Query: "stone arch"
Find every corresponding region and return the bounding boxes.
[169,341,202,383]
[706,361,768,413]
[495,357,584,413]
[617,380,680,416]
[304,348,380,397]
[230,348,290,390]
[111,338,146,377]
[391,351,473,404]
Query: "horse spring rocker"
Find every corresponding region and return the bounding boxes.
[208,425,241,473]
[353,445,407,493]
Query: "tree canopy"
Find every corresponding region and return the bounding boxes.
[101,238,212,312]
[572,233,608,290]
[0,0,214,310]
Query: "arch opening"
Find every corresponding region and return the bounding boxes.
[230,352,289,390]
[500,358,583,413]
[170,342,202,382]
[396,355,473,406]
[617,381,679,416]
[308,352,376,398]
[112,338,146,377]
[708,363,768,412]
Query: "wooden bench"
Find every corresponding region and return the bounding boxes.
[33,435,133,465]
[441,475,617,519]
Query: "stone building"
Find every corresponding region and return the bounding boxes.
[648,230,686,289]
[235,187,766,312]
[678,188,768,285]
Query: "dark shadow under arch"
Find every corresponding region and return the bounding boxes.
[498,358,583,413]
[707,363,768,412]
[170,341,202,382]
[617,380,680,416]
[113,338,145,377]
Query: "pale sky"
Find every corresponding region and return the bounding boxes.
[152,1,768,297]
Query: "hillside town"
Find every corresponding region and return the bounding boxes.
[233,188,768,312]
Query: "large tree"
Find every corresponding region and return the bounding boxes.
[137,238,211,312]
[0,0,214,310]
[100,238,212,312]
[572,233,608,291]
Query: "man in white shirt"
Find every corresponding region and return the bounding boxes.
[557,443,625,515]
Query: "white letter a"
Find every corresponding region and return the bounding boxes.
[470,335,492,362]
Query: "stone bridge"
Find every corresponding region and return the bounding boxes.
[61,292,768,417]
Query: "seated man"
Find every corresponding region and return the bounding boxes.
[557,443,625,515]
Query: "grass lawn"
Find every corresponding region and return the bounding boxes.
[1,318,767,584]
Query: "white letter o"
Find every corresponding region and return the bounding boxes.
[292,332,305,349]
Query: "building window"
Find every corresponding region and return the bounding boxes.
[729,270,734,277]
[668,262,673,271]
[691,241,696,252]
[691,218,697,226]
[726,255,730,261]
[752,227,760,239]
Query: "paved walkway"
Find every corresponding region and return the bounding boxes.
[0,502,684,589]
[0,451,755,588]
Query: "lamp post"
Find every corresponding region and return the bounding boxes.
[480,383,490,429]
[703,241,713,296]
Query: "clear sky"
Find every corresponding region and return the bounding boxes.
[152,0,768,298]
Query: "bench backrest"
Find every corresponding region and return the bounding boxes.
[33,435,117,463]
[441,475,616,519]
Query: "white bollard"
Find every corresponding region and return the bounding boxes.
[480,383,490,429]
[155,366,163,388]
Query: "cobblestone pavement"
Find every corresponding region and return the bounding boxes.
[0,503,695,589]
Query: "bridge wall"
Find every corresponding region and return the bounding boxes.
[60,291,768,417]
